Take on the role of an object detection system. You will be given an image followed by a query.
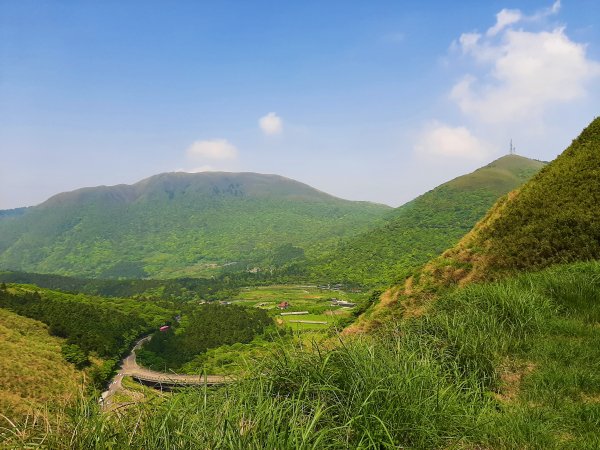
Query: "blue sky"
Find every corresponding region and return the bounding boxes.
[1,0,599,209]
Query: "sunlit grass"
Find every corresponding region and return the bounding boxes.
[3,261,600,448]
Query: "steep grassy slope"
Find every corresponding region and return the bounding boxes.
[0,308,82,422]
[0,172,390,278]
[421,117,600,288]
[312,155,545,285]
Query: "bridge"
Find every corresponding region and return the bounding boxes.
[100,335,229,408]
[129,369,227,391]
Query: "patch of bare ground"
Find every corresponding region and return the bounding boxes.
[342,319,369,335]
[581,393,600,403]
[344,276,441,335]
[494,359,536,403]
[342,288,398,335]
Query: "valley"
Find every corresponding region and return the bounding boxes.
[0,118,599,449]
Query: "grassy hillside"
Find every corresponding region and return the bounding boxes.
[0,172,390,279]
[421,117,600,288]
[0,308,82,423]
[312,155,545,285]
[6,262,600,449]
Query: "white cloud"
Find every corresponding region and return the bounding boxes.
[486,0,561,37]
[451,25,600,124]
[186,139,238,160]
[532,0,561,20]
[259,112,283,136]
[414,122,490,160]
[487,9,522,37]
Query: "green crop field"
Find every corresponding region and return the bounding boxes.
[232,285,362,331]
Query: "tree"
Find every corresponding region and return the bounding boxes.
[61,344,90,369]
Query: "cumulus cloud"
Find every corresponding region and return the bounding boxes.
[259,112,283,135]
[451,2,600,124]
[186,139,238,160]
[414,122,490,160]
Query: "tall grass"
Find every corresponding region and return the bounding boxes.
[3,261,600,449]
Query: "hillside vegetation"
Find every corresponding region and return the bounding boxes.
[2,119,598,448]
[0,270,252,302]
[0,284,172,374]
[312,155,544,285]
[0,308,82,424]
[138,303,273,371]
[0,172,389,278]
[421,117,600,288]
[6,261,600,449]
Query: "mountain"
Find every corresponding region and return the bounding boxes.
[0,207,28,220]
[311,155,545,285]
[420,117,600,288]
[0,172,390,278]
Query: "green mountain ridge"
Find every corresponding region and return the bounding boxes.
[312,154,545,285]
[420,117,600,287]
[0,172,390,278]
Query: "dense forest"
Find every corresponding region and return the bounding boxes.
[0,269,314,301]
[0,270,243,301]
[138,303,273,370]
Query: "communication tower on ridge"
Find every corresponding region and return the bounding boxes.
[509,139,516,155]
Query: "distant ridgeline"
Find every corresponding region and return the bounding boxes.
[0,159,546,286]
[310,155,545,286]
[0,172,389,279]
[0,207,28,220]
[0,270,272,302]
[417,117,600,289]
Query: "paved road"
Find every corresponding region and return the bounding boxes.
[100,335,226,408]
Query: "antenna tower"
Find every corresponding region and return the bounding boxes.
[509,139,516,155]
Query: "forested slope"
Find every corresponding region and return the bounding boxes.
[0,284,172,359]
[0,172,389,278]
[312,155,544,285]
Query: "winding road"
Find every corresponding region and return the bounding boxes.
[100,335,227,407]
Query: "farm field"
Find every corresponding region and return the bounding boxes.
[231,285,364,331]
